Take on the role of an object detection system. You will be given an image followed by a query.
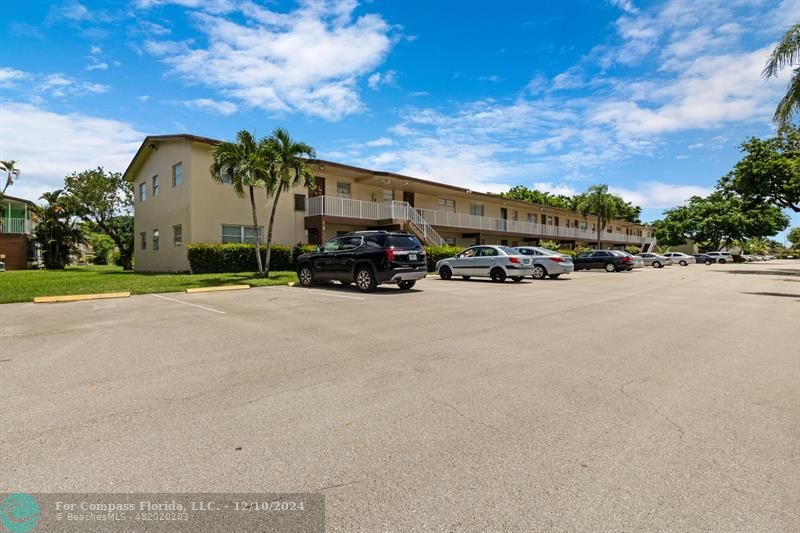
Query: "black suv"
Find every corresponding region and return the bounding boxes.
[296,231,427,292]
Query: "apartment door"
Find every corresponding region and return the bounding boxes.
[310,176,325,196]
[403,191,414,207]
[499,208,508,231]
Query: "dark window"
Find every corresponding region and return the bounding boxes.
[364,235,386,248]
[498,246,518,255]
[387,235,421,249]
[294,194,306,211]
[321,238,342,252]
[477,247,499,257]
[339,236,363,250]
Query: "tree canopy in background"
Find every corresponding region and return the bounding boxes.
[63,167,135,270]
[653,190,789,251]
[498,184,642,223]
[723,125,800,213]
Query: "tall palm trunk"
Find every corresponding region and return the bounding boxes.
[596,214,603,249]
[249,186,264,275]
[264,187,283,278]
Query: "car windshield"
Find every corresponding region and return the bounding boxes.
[387,235,421,249]
[498,246,520,255]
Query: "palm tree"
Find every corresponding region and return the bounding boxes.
[209,130,273,276]
[263,128,316,277]
[32,190,83,269]
[764,23,800,127]
[0,160,20,198]
[574,184,619,249]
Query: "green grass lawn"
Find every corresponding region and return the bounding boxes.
[0,265,297,304]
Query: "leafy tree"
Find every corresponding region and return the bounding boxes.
[739,237,771,255]
[789,227,800,248]
[723,125,800,212]
[763,22,800,127]
[539,239,560,250]
[63,167,135,270]
[574,184,620,249]
[263,128,315,277]
[32,190,83,269]
[0,160,20,198]
[210,131,273,276]
[499,186,572,210]
[88,231,117,265]
[653,190,789,250]
[499,185,641,223]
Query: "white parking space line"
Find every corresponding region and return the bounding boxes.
[300,288,365,300]
[149,293,226,314]
[270,286,365,300]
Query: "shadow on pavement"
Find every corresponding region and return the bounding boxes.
[743,291,800,302]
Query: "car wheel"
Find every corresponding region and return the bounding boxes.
[705,260,712,265]
[604,263,616,273]
[297,264,314,287]
[680,260,687,266]
[532,265,547,279]
[549,274,561,279]
[652,261,661,268]
[462,276,471,280]
[439,265,452,280]
[718,259,726,264]
[354,266,377,292]
[490,267,507,282]
[511,276,523,282]
[398,280,415,290]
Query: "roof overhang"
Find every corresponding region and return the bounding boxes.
[122,134,221,182]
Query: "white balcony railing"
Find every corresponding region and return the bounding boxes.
[0,217,32,234]
[306,195,646,244]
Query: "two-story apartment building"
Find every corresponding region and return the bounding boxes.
[0,195,36,270]
[124,134,653,272]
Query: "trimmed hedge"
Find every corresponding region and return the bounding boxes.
[423,245,464,272]
[187,242,316,274]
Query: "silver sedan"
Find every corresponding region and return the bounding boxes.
[636,252,672,268]
[436,245,534,282]
[515,246,574,279]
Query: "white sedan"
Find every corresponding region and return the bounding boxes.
[436,245,534,282]
[663,252,696,266]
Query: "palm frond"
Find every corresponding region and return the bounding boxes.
[773,67,800,127]
[764,23,800,78]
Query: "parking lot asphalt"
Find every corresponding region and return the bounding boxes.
[1,261,798,531]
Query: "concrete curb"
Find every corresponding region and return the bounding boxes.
[34,292,131,304]
[185,285,250,294]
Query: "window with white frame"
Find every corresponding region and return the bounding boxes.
[139,182,147,202]
[140,232,146,250]
[172,162,183,187]
[152,175,159,197]
[336,182,351,198]
[222,225,263,244]
[439,198,456,212]
[469,204,484,216]
[173,225,182,246]
[383,189,393,202]
[527,213,537,223]
[444,237,456,246]
[221,169,233,184]
[152,229,159,251]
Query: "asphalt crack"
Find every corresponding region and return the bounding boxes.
[619,378,686,440]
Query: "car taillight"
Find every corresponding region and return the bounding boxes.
[509,256,520,263]
[386,249,396,261]
[622,257,632,262]
[550,257,564,262]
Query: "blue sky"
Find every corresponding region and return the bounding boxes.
[1,0,798,237]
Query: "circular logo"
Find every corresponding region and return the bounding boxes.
[0,494,40,533]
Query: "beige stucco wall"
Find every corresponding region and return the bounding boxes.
[188,143,308,251]
[132,140,193,272]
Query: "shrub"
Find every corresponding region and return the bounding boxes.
[187,242,298,273]
[89,232,117,265]
[557,248,577,257]
[423,245,464,272]
[539,240,560,250]
[624,245,641,255]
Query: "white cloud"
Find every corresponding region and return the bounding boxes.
[137,95,150,102]
[610,182,713,208]
[0,67,28,88]
[134,0,235,14]
[37,73,110,97]
[144,0,395,120]
[86,62,108,71]
[608,0,639,14]
[367,70,397,90]
[364,137,393,147]
[180,98,238,115]
[0,102,144,200]
[530,182,579,197]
